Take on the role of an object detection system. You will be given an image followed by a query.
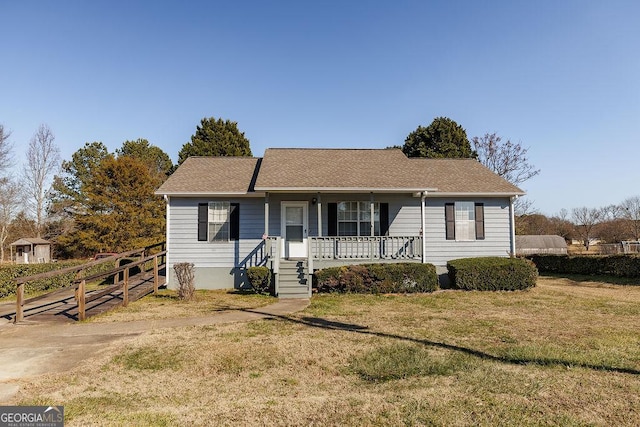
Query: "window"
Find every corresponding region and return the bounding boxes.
[328,202,389,236]
[198,202,239,242]
[209,202,230,241]
[338,202,380,236]
[445,202,484,241]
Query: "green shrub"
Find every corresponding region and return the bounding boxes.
[447,257,537,291]
[529,254,640,278]
[246,266,272,295]
[0,260,117,298]
[314,263,438,294]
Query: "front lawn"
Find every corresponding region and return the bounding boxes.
[15,276,640,426]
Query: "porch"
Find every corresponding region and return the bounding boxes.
[265,235,422,298]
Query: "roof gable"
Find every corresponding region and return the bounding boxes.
[10,238,51,246]
[155,157,261,195]
[254,148,414,191]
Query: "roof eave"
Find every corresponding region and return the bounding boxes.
[155,191,265,198]
[427,191,526,197]
[253,187,439,193]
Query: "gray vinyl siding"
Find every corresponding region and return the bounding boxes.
[424,198,512,266]
[267,194,319,237]
[386,196,422,236]
[265,193,417,237]
[166,194,513,287]
[167,197,267,277]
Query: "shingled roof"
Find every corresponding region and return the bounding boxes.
[155,157,260,195]
[254,148,523,195]
[10,238,51,246]
[254,148,418,191]
[406,158,525,194]
[156,149,524,196]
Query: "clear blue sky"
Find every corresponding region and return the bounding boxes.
[1,1,639,215]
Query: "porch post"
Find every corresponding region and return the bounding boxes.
[164,195,170,287]
[264,192,270,236]
[421,192,427,263]
[370,193,375,260]
[510,195,517,256]
[317,192,322,237]
[370,192,375,236]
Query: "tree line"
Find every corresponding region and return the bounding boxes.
[517,198,640,250]
[0,116,538,261]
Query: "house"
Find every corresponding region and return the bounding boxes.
[515,235,568,256]
[10,238,52,264]
[155,148,524,298]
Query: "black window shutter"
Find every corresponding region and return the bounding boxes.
[230,203,240,240]
[475,203,485,240]
[380,203,389,236]
[328,203,337,236]
[197,203,208,241]
[445,203,455,240]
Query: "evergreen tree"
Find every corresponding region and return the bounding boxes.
[402,117,475,158]
[178,117,252,165]
[57,156,165,254]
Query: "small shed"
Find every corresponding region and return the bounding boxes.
[515,235,568,256]
[10,238,52,264]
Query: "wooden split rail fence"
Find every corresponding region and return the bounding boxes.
[13,242,167,322]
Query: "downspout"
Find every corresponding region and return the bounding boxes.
[421,191,427,263]
[164,195,170,287]
[510,195,518,257]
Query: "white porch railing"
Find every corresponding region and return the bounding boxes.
[265,237,281,272]
[310,236,422,261]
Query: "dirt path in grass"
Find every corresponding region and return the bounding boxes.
[0,298,309,403]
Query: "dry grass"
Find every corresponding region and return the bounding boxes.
[88,289,276,323]
[13,277,640,426]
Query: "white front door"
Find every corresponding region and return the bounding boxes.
[282,202,308,259]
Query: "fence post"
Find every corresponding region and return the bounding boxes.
[115,258,122,283]
[123,267,129,307]
[78,280,86,321]
[14,282,24,323]
[153,256,159,294]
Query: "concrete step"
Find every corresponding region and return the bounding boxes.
[279,293,309,299]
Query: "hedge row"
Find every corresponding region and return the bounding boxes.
[0,261,117,298]
[314,263,438,294]
[447,257,537,291]
[528,254,640,277]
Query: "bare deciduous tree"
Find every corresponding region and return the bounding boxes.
[572,207,602,251]
[549,208,573,242]
[620,196,640,241]
[23,124,61,237]
[472,133,540,186]
[514,197,536,217]
[0,124,13,174]
[0,179,23,262]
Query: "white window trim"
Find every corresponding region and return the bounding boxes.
[455,201,476,241]
[337,201,380,236]
[208,201,230,242]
